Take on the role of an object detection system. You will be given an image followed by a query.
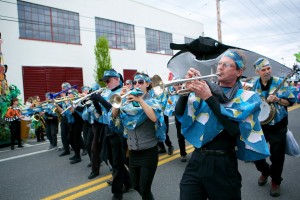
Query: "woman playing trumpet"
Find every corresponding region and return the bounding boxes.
[111,72,166,200]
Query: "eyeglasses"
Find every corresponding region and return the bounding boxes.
[218,62,235,68]
[126,83,132,85]
[133,79,145,85]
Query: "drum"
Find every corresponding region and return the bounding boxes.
[21,119,31,140]
[259,99,276,125]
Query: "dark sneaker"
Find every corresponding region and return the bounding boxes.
[158,148,166,154]
[70,157,81,164]
[258,175,269,186]
[87,163,92,167]
[11,146,15,150]
[168,146,174,155]
[59,151,70,157]
[88,172,99,179]
[180,156,187,162]
[107,178,113,185]
[69,155,76,160]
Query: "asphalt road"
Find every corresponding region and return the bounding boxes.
[1,106,300,200]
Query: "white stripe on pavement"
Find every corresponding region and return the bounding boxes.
[0,149,55,162]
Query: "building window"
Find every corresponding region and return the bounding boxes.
[145,28,173,55]
[17,0,80,44]
[184,37,194,44]
[95,17,135,50]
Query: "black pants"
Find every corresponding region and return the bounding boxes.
[45,118,58,147]
[180,149,241,200]
[35,126,44,141]
[91,122,105,174]
[9,120,21,146]
[60,116,70,151]
[129,146,158,200]
[175,117,186,156]
[83,121,93,159]
[158,115,172,149]
[107,133,132,197]
[254,125,287,185]
[68,118,83,158]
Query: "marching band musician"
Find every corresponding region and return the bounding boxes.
[81,83,99,167]
[111,72,166,200]
[149,79,174,155]
[80,85,91,158]
[163,82,187,162]
[31,95,45,142]
[176,50,270,200]
[251,58,296,197]
[58,82,72,157]
[43,92,58,150]
[5,98,24,150]
[89,69,131,200]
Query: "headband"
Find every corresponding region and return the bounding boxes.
[223,50,245,69]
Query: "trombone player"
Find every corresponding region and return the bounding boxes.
[176,50,270,200]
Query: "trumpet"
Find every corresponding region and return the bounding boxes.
[60,88,105,114]
[109,89,144,108]
[151,73,219,96]
[53,96,79,103]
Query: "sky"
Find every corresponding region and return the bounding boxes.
[133,0,300,68]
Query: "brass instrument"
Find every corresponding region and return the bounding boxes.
[60,88,106,114]
[151,73,220,96]
[53,96,79,103]
[32,113,46,130]
[109,90,140,108]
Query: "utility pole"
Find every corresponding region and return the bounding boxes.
[216,0,222,43]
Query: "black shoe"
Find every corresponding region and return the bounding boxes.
[87,163,91,167]
[59,151,70,157]
[88,172,99,179]
[168,146,174,155]
[270,181,280,197]
[82,149,87,156]
[11,146,14,150]
[180,156,187,162]
[70,157,81,164]
[158,148,166,154]
[69,155,76,160]
[107,178,113,185]
[18,145,24,148]
[112,194,122,200]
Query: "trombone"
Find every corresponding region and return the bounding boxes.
[151,73,219,96]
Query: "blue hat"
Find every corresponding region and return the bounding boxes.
[81,86,90,92]
[91,83,100,91]
[100,69,120,81]
[61,82,71,89]
[254,58,270,70]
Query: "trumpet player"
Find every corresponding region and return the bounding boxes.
[111,72,166,200]
[176,50,270,200]
[89,69,131,200]
[43,92,58,150]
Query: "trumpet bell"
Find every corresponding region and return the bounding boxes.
[151,75,165,96]
[109,94,122,108]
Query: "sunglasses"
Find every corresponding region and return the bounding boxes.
[133,79,145,85]
[126,83,132,85]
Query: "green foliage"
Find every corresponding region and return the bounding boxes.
[94,36,112,87]
[0,124,10,143]
[294,52,300,63]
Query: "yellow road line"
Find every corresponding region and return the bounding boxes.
[42,145,193,200]
[59,147,195,200]
[288,104,300,112]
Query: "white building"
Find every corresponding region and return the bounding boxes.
[0,0,203,101]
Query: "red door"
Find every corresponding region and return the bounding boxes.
[22,66,83,101]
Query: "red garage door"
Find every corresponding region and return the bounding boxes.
[22,66,83,101]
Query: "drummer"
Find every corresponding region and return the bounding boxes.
[250,58,296,197]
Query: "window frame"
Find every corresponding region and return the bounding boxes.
[145,28,173,55]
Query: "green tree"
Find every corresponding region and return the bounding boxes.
[94,36,112,87]
[294,52,300,63]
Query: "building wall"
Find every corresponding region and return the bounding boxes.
[0,0,203,101]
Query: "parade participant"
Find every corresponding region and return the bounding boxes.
[90,69,131,200]
[43,92,58,150]
[58,82,72,156]
[82,83,99,167]
[164,83,187,162]
[25,97,33,109]
[31,95,45,142]
[176,50,270,200]
[150,81,174,155]
[5,98,24,150]
[111,72,166,200]
[251,58,296,197]
[80,85,91,157]
[125,79,133,90]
